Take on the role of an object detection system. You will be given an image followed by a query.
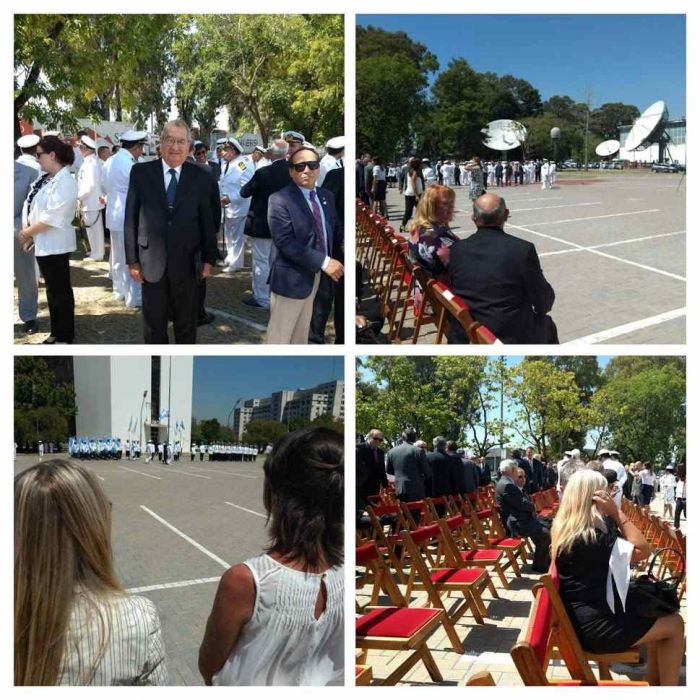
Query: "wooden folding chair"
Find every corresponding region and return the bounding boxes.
[355,542,460,685]
[510,574,647,686]
[355,665,373,685]
[402,524,492,635]
[437,514,509,591]
[468,507,528,576]
[365,504,409,582]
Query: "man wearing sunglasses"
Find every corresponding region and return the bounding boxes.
[266,146,344,343]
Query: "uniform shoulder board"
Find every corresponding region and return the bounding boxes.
[237,161,247,171]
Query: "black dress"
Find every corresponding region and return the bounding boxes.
[556,517,655,653]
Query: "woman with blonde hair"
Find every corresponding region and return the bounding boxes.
[15,460,167,685]
[406,184,460,310]
[552,469,684,685]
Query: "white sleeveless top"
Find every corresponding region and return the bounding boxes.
[212,554,344,686]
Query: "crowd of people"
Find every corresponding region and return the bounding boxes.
[356,427,686,685]
[14,427,344,686]
[14,124,345,344]
[67,436,136,460]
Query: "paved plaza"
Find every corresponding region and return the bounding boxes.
[356,493,686,686]
[15,453,269,685]
[382,171,685,343]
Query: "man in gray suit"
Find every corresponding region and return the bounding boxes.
[14,160,41,334]
[386,428,432,502]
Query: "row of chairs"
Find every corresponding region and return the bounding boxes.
[356,199,498,344]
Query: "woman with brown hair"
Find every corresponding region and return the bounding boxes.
[18,136,78,344]
[199,426,344,686]
[15,460,168,685]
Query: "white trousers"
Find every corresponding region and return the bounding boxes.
[84,210,105,260]
[251,237,272,307]
[542,175,552,190]
[223,216,246,271]
[110,229,142,307]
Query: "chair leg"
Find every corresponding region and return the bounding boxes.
[598,660,612,681]
[382,648,424,686]
[505,550,522,577]
[419,643,445,682]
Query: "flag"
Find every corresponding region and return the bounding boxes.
[159,408,170,422]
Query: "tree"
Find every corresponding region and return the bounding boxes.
[198,418,222,444]
[356,26,438,73]
[507,360,587,458]
[589,103,641,140]
[593,365,685,463]
[243,420,287,448]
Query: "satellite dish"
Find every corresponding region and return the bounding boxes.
[595,139,620,157]
[481,119,527,151]
[624,100,668,151]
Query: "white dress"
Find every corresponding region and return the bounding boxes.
[212,554,344,686]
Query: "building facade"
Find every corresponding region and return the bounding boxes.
[73,356,193,450]
[617,116,686,165]
[232,380,345,439]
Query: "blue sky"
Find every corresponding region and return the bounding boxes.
[358,15,686,117]
[192,356,343,423]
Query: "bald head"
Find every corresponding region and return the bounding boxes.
[473,193,508,227]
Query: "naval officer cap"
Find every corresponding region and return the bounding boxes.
[17,134,40,149]
[80,135,97,150]
[253,145,267,154]
[282,130,305,144]
[119,129,148,143]
[223,137,243,153]
[326,136,345,149]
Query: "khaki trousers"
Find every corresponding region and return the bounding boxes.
[266,273,320,344]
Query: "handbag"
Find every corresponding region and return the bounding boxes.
[627,547,685,619]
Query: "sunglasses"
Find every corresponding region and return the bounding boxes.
[291,160,320,173]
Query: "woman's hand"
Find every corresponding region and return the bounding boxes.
[592,489,619,518]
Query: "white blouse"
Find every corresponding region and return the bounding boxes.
[59,592,168,686]
[212,554,344,686]
[25,166,77,257]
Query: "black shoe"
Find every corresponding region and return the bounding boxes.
[197,312,215,326]
[42,336,57,344]
[23,320,37,334]
[242,296,263,308]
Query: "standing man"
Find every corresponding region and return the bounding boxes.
[318,136,344,186]
[282,130,305,159]
[426,437,455,516]
[525,446,545,493]
[14,160,40,334]
[239,138,291,309]
[76,135,106,261]
[16,134,42,174]
[218,138,253,272]
[356,429,388,510]
[104,130,147,307]
[124,120,217,344]
[265,146,344,344]
[386,429,432,504]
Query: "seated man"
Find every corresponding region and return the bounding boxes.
[447,193,558,344]
[495,459,551,573]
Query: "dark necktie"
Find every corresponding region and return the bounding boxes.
[308,190,326,253]
[224,161,229,174]
[166,168,177,209]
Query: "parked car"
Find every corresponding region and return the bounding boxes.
[651,162,680,173]
[563,160,579,169]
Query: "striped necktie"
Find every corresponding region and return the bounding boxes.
[309,190,326,253]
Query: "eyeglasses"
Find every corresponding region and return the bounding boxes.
[291,160,320,173]
[163,137,188,147]
[36,150,47,157]
[370,436,383,441]
[195,151,207,156]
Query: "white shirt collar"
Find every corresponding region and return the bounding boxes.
[162,159,183,178]
[296,184,318,201]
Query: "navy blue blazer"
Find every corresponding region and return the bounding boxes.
[267,183,342,299]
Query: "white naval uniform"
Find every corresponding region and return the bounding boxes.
[77,153,106,260]
[541,162,552,190]
[318,153,342,186]
[219,156,254,271]
[103,148,142,306]
[423,167,437,185]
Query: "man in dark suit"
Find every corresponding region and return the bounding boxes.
[265,146,344,344]
[525,446,545,493]
[448,193,558,344]
[309,162,344,344]
[193,141,222,326]
[512,448,534,492]
[239,139,291,309]
[125,119,217,343]
[426,437,454,509]
[495,459,551,572]
[356,429,388,509]
[386,429,432,502]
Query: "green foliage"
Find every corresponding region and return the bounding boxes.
[14,357,76,444]
[589,103,641,140]
[243,419,288,448]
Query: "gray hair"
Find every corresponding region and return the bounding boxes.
[269,138,289,158]
[433,436,447,451]
[499,458,518,475]
[160,119,192,144]
[560,458,586,489]
[473,196,506,226]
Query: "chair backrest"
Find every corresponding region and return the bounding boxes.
[426,281,498,345]
[510,583,554,685]
[355,542,407,607]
